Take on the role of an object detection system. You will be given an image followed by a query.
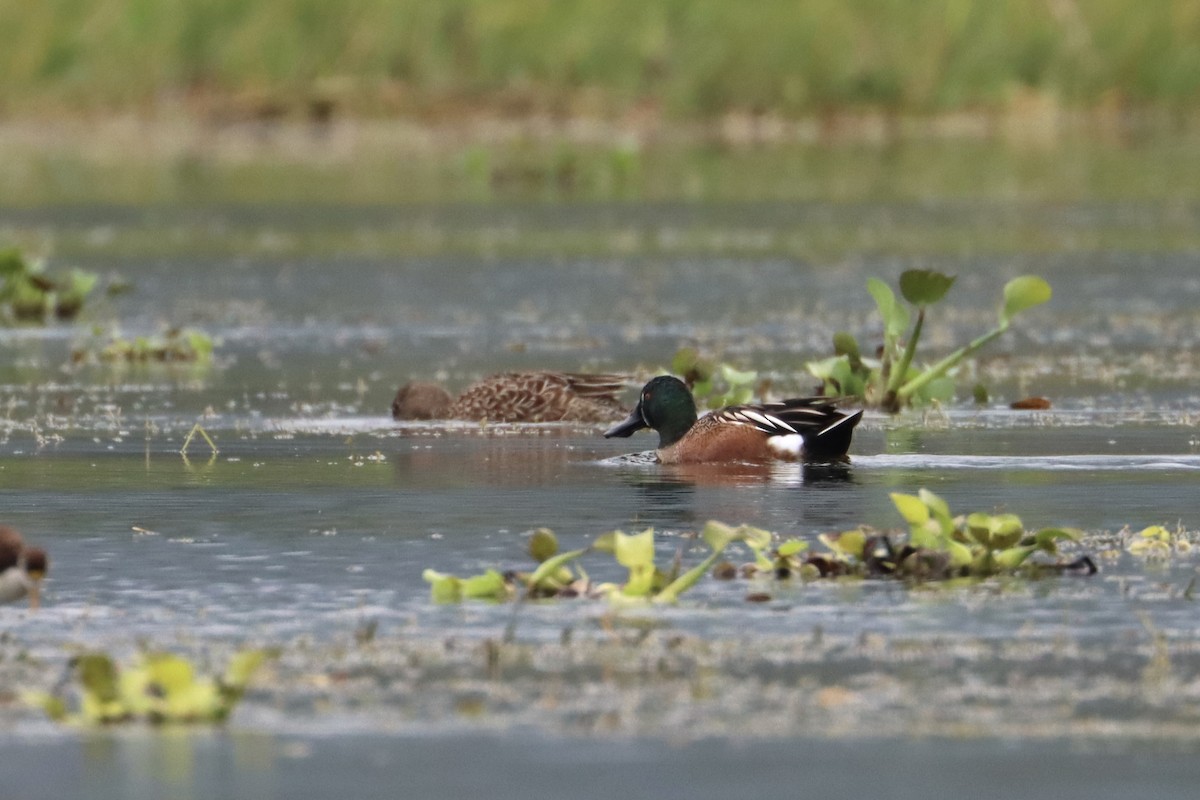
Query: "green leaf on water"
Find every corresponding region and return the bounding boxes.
[423,569,463,603]
[76,653,121,703]
[777,539,808,557]
[1001,275,1052,322]
[223,650,269,690]
[1032,527,1082,554]
[462,569,509,600]
[899,269,956,306]
[867,277,910,338]
[719,364,756,386]
[832,331,860,361]
[528,527,558,562]
[891,492,930,525]
[818,529,866,559]
[613,528,655,569]
[671,347,699,376]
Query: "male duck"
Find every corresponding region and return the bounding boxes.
[392,371,628,423]
[0,525,48,609]
[604,375,863,464]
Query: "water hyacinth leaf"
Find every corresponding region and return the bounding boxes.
[899,269,956,306]
[908,519,945,551]
[805,354,861,396]
[867,277,910,338]
[720,364,757,386]
[989,514,1025,549]
[832,331,860,360]
[0,248,27,276]
[671,347,699,376]
[1001,275,1052,323]
[992,546,1036,570]
[891,493,930,526]
[806,354,846,381]
[22,691,68,722]
[76,653,121,703]
[462,569,509,600]
[918,489,951,521]
[1139,525,1171,542]
[1032,527,1082,554]
[777,539,808,557]
[966,512,995,546]
[623,564,656,597]
[528,527,558,562]
[654,522,752,604]
[144,653,196,709]
[527,547,588,588]
[614,528,655,569]
[946,538,975,568]
[818,530,866,559]
[223,650,269,689]
[737,524,773,552]
[422,569,463,603]
[725,386,754,406]
[921,376,956,403]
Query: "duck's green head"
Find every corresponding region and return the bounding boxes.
[603,375,697,447]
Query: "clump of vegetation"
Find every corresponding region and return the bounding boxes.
[71,326,215,364]
[1125,524,1193,560]
[424,490,1096,606]
[25,649,270,726]
[806,270,1051,413]
[669,347,760,409]
[424,523,765,605]
[0,248,98,323]
[732,489,1095,585]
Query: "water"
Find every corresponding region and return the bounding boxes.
[3,147,1200,796]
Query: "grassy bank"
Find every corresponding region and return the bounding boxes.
[2,0,1200,122]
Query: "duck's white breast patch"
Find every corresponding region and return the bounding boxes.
[767,433,804,457]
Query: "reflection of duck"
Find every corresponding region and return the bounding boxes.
[392,372,627,423]
[604,376,863,464]
[0,526,48,609]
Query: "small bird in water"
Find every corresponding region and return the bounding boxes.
[604,375,863,464]
[0,525,49,609]
[392,372,628,423]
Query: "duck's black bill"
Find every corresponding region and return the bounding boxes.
[603,409,647,438]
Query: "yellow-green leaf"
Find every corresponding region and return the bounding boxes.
[891,493,929,525]
[223,650,269,689]
[1001,275,1052,322]
[528,528,558,562]
[614,528,655,569]
[423,569,463,603]
[462,569,509,600]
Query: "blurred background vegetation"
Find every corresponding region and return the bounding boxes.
[3,0,1199,124]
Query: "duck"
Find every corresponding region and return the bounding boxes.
[0,525,48,609]
[603,375,863,464]
[392,371,628,423]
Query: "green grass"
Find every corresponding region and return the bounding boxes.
[3,0,1200,119]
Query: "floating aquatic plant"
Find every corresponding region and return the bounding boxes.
[423,522,766,605]
[424,491,1098,606]
[728,488,1095,589]
[806,270,1052,412]
[670,347,760,409]
[71,326,215,364]
[25,649,271,726]
[1125,524,1192,560]
[0,248,99,323]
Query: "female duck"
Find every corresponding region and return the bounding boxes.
[604,375,862,464]
[393,371,627,423]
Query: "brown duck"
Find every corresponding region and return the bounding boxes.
[392,372,628,423]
